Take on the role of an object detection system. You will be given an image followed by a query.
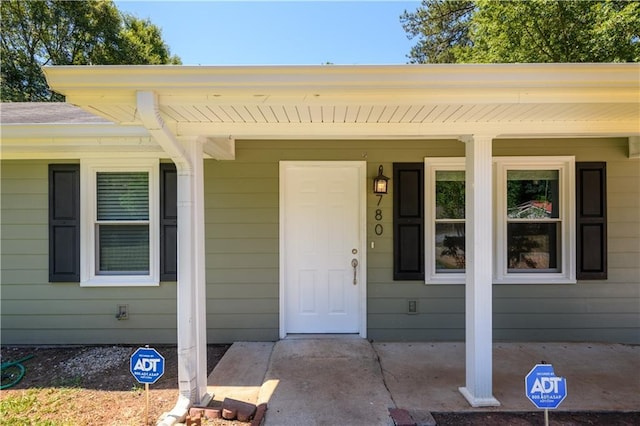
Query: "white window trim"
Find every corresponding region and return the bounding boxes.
[424,157,466,284]
[424,156,576,285]
[494,156,576,284]
[80,158,160,287]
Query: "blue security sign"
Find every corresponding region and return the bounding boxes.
[130,347,165,384]
[525,364,567,409]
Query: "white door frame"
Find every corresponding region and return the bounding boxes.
[279,161,367,339]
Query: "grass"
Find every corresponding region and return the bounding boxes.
[1,387,82,425]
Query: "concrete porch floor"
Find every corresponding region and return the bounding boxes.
[206,338,639,425]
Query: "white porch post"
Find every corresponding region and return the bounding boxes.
[191,138,208,403]
[176,138,209,405]
[459,135,500,407]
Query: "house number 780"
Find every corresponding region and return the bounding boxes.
[375,209,383,236]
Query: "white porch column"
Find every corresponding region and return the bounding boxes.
[459,135,500,407]
[176,138,209,405]
[192,139,208,404]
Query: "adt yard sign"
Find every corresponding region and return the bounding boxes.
[525,364,567,409]
[130,347,165,384]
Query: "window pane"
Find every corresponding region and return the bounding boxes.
[507,170,559,219]
[436,171,465,219]
[507,223,559,271]
[98,225,149,274]
[97,172,149,220]
[435,223,465,271]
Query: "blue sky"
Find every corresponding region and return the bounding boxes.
[114,1,421,65]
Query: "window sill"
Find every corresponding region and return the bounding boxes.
[80,276,160,287]
[425,275,577,285]
[494,276,577,285]
[425,275,466,285]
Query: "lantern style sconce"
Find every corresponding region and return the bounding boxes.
[373,165,389,194]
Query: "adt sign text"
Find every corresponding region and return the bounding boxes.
[525,364,567,409]
[130,347,165,384]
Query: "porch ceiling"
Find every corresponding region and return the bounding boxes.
[44,64,640,140]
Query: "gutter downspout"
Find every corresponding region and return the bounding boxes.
[137,91,208,425]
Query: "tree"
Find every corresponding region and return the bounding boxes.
[401,0,640,63]
[1,0,181,102]
[400,0,475,64]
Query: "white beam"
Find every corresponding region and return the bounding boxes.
[174,120,640,140]
[459,135,500,407]
[629,137,640,159]
[200,136,236,160]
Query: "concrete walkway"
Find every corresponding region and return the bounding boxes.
[206,338,639,425]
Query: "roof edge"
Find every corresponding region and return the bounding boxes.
[43,63,640,96]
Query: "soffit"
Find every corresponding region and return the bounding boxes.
[43,64,640,139]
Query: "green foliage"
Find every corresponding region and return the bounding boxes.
[402,0,640,63]
[0,0,181,102]
[118,14,181,65]
[400,0,476,63]
[435,180,465,219]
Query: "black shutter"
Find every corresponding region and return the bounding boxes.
[160,163,178,281]
[49,164,80,282]
[576,162,607,280]
[393,163,425,280]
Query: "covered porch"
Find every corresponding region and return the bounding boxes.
[33,63,640,419]
[197,338,640,425]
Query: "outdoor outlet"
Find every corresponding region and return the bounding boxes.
[408,300,418,314]
[116,304,129,320]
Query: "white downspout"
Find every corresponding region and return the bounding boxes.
[137,91,208,425]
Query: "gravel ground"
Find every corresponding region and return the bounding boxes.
[0,345,230,425]
[58,346,132,378]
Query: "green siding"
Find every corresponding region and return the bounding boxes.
[1,160,178,345]
[1,138,638,345]
[491,138,640,343]
[204,154,280,343]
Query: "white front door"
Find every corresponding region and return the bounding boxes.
[280,161,366,336]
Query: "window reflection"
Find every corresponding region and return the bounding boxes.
[506,170,560,272]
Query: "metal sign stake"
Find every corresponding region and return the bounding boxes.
[145,383,150,425]
[544,408,549,426]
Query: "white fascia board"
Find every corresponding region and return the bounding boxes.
[1,147,166,161]
[0,124,160,160]
[44,64,640,100]
[44,63,640,90]
[1,123,149,139]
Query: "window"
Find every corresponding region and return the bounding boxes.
[424,158,465,283]
[81,159,159,286]
[495,157,575,284]
[49,162,177,285]
[422,156,575,284]
[96,172,150,274]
